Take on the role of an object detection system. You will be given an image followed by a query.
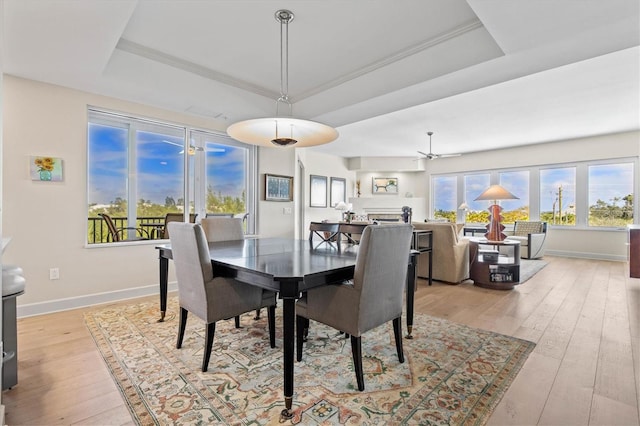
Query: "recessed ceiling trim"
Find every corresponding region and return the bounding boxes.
[116,38,279,100]
[293,19,486,102]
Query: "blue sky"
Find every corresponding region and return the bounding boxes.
[88,125,245,206]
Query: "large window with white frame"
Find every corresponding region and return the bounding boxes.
[87,109,256,244]
[431,158,635,229]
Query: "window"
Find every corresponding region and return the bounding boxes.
[431,157,635,230]
[87,109,256,244]
[540,167,576,226]
[500,170,530,222]
[464,173,490,223]
[588,162,634,227]
[432,175,457,221]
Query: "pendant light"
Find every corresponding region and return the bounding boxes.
[227,9,338,147]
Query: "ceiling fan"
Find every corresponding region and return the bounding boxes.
[417,131,461,160]
[161,140,225,155]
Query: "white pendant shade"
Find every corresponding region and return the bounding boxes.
[226,9,338,148]
[227,117,338,147]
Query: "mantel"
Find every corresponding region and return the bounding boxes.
[349,197,426,221]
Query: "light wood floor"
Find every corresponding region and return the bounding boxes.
[2,256,639,425]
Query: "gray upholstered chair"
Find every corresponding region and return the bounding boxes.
[506,221,547,259]
[296,223,413,391]
[167,222,276,372]
[201,217,267,324]
[201,217,245,242]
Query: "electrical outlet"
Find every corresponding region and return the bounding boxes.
[49,268,60,280]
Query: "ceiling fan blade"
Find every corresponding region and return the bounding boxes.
[438,153,462,158]
[417,150,429,157]
[161,139,183,148]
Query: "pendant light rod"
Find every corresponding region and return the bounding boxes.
[276,9,293,116]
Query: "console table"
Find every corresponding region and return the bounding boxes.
[469,238,520,290]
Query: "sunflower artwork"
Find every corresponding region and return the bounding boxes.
[31,156,63,182]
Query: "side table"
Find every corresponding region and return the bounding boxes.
[469,238,520,290]
[412,229,432,286]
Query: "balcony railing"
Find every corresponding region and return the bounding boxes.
[88,216,165,244]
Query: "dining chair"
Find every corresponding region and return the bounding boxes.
[201,217,245,241]
[201,217,273,325]
[168,222,276,372]
[308,222,340,248]
[98,213,149,242]
[296,223,413,391]
[160,212,197,239]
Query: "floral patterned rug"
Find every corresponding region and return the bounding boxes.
[85,297,534,425]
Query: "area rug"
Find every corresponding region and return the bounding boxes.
[519,258,548,284]
[85,297,535,425]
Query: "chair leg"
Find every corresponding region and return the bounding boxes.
[176,307,188,349]
[350,335,365,391]
[202,322,216,372]
[268,305,276,348]
[254,309,261,320]
[235,315,240,328]
[302,317,309,342]
[296,315,306,362]
[393,317,405,363]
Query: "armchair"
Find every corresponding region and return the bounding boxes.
[506,221,547,259]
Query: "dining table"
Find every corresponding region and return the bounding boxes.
[155,237,418,421]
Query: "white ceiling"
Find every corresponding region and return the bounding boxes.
[3,0,639,158]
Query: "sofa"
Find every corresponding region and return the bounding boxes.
[412,222,469,284]
[505,221,547,259]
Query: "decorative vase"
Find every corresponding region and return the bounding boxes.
[39,170,52,181]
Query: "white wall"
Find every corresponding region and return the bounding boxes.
[2,76,296,316]
[296,150,356,234]
[351,171,428,221]
[258,147,296,238]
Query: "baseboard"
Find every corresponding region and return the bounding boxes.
[16,282,178,319]
[546,250,627,262]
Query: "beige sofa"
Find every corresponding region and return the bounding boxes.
[412,222,469,284]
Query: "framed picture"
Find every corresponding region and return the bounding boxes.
[265,173,293,201]
[372,177,398,194]
[330,177,346,207]
[310,175,327,207]
[30,156,63,182]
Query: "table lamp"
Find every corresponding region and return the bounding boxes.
[335,201,352,222]
[474,185,518,241]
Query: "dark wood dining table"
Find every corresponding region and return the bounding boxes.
[155,237,418,421]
